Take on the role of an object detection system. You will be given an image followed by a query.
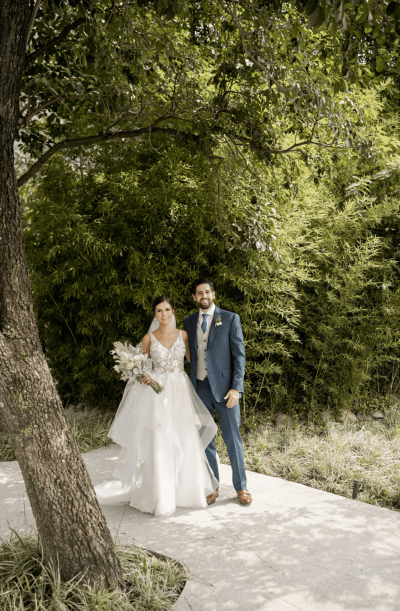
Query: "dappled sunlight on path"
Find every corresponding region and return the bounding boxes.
[1,445,400,610]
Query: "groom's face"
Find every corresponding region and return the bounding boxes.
[193,284,215,311]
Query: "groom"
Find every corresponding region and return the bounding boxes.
[183,278,252,506]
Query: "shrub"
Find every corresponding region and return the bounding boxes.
[23,138,400,417]
[24,141,295,412]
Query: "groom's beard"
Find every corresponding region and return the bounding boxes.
[198,298,213,310]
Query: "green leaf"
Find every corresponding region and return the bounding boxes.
[376,56,384,72]
[330,18,338,36]
[372,26,381,38]
[304,0,319,17]
[394,57,400,73]
[309,6,325,28]
[386,1,397,16]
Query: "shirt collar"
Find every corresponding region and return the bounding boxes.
[199,303,215,318]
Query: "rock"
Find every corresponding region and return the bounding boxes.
[65,403,90,420]
[356,411,368,422]
[255,424,268,435]
[336,410,358,424]
[371,411,384,420]
[64,405,77,419]
[275,414,293,428]
[346,411,358,423]
[88,408,100,420]
[320,410,334,424]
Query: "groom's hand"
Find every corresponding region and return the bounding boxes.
[224,389,239,408]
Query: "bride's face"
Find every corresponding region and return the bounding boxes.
[154,302,175,327]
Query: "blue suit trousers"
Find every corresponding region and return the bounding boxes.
[197,378,247,491]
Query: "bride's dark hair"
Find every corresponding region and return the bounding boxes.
[152,296,174,314]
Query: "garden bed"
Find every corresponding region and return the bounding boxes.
[216,405,400,512]
[0,528,187,610]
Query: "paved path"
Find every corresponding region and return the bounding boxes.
[1,445,400,610]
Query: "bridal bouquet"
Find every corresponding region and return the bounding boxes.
[110,341,164,394]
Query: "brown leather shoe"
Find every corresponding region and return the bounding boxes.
[206,489,219,505]
[236,489,252,505]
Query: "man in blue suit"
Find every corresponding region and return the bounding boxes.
[183,278,252,506]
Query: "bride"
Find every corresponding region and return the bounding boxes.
[94,296,219,517]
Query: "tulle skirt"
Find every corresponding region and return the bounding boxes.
[94,370,219,517]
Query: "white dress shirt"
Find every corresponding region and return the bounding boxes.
[196,304,216,381]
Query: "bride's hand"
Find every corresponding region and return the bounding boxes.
[141,373,153,386]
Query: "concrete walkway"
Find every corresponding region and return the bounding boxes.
[1,445,400,610]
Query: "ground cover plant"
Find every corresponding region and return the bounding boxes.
[0,414,114,462]
[216,397,400,512]
[0,528,187,611]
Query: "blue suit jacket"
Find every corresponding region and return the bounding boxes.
[183,306,245,402]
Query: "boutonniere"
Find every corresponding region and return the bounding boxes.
[215,315,222,327]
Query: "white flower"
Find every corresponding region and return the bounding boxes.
[132,354,141,363]
[126,362,135,370]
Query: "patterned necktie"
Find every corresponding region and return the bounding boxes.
[201,313,208,334]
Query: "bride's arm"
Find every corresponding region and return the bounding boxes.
[182,330,190,363]
[141,333,151,356]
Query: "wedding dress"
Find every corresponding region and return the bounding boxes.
[95,330,219,517]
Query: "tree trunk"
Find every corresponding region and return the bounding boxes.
[0,0,124,588]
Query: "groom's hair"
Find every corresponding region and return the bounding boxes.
[191,278,215,295]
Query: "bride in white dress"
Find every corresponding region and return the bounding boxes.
[95,296,219,517]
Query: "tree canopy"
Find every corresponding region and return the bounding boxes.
[19,0,400,189]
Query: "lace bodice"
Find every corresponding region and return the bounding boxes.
[150,331,185,374]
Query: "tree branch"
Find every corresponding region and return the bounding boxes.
[26,0,42,48]
[17,119,345,188]
[24,17,86,67]
[225,0,295,98]
[20,95,82,124]
[17,127,194,187]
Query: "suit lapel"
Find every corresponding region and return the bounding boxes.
[207,306,220,349]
